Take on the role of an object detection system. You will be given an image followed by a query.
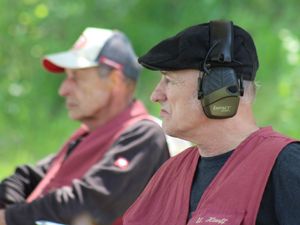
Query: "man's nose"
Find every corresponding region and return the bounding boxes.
[150,81,166,103]
[58,78,71,97]
[58,71,74,97]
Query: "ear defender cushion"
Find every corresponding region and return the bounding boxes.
[199,67,240,119]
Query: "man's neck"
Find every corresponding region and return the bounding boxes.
[196,124,259,157]
[83,99,133,132]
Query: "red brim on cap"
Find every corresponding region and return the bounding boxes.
[42,59,65,73]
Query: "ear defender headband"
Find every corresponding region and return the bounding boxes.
[198,20,244,119]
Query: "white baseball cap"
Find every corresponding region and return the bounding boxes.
[42,27,141,80]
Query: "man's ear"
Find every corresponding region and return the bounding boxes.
[109,69,124,85]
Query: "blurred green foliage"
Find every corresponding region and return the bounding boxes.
[1,0,300,178]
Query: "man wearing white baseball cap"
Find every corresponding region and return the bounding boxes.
[0,27,170,225]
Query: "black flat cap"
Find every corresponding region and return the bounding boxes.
[138,22,259,81]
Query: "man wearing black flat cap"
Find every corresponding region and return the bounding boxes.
[123,20,300,225]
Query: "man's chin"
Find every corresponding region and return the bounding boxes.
[162,122,176,137]
[68,112,82,121]
[162,121,186,139]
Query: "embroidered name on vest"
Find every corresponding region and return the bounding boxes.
[196,216,228,224]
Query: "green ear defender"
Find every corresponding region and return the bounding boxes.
[198,20,244,119]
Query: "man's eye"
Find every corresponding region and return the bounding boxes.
[164,77,172,84]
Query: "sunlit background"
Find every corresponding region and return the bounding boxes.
[1,0,300,178]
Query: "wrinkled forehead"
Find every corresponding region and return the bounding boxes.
[160,69,202,80]
[64,66,100,74]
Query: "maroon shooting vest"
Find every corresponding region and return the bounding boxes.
[124,127,294,225]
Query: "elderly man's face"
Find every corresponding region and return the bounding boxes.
[151,69,207,139]
[59,67,112,122]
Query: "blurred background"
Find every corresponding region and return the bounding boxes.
[1,0,300,178]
